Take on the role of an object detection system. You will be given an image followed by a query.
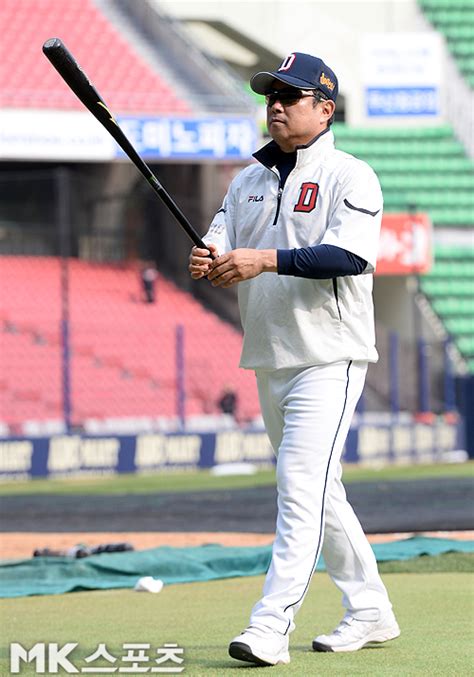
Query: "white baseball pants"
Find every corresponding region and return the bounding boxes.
[250,360,393,635]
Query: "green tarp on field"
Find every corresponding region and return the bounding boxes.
[1,536,473,598]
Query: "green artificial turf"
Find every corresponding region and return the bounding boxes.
[377,551,474,573]
[0,571,472,676]
[0,461,472,496]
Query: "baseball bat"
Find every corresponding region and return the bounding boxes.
[42,37,212,254]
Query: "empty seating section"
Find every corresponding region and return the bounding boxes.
[420,278,472,296]
[420,245,474,369]
[0,257,259,428]
[333,124,474,228]
[333,93,474,375]
[0,0,190,113]
[418,0,474,88]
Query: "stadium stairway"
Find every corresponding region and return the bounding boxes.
[333,123,474,372]
[0,257,260,432]
[98,0,253,114]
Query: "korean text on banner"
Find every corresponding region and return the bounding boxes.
[377,212,433,275]
[361,33,443,119]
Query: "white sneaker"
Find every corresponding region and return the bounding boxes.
[229,625,290,666]
[312,610,400,652]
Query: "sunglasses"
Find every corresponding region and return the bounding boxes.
[265,89,328,107]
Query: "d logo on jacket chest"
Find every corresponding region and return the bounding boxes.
[294,182,319,213]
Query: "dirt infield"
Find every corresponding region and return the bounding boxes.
[2,530,473,560]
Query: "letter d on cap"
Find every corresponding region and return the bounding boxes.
[279,53,296,71]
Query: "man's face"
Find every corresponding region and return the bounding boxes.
[265,81,335,152]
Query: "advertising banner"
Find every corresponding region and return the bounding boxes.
[115,116,257,160]
[361,33,443,119]
[0,110,115,161]
[0,418,462,480]
[0,431,274,480]
[0,112,257,161]
[377,212,433,275]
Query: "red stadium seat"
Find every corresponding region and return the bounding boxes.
[0,257,260,427]
[0,0,190,114]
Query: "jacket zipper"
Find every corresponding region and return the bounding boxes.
[272,186,283,226]
[332,278,342,320]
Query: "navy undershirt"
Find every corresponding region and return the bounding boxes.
[276,150,297,188]
[274,149,367,279]
[277,244,367,279]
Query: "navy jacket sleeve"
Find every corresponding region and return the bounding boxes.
[277,244,367,279]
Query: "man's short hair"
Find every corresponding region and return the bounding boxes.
[313,90,335,126]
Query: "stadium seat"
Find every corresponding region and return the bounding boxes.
[0,257,260,427]
[432,298,474,316]
[434,246,474,260]
[420,242,474,368]
[0,0,190,114]
[333,124,474,228]
[418,0,474,83]
[444,318,474,335]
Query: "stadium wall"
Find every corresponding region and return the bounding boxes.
[0,414,465,480]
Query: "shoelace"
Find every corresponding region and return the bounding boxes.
[333,617,373,639]
[333,619,353,636]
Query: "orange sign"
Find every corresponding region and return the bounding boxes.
[376,212,433,275]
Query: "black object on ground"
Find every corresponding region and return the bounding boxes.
[33,542,134,558]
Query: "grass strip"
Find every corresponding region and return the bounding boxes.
[0,461,472,496]
[377,551,474,573]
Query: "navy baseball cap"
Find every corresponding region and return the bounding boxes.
[250,52,338,102]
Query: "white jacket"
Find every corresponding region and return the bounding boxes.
[204,129,383,370]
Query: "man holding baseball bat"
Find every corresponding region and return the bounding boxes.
[189,52,399,667]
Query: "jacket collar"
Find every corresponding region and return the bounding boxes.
[253,127,334,170]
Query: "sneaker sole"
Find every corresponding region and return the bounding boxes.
[312,625,401,653]
[229,641,290,666]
